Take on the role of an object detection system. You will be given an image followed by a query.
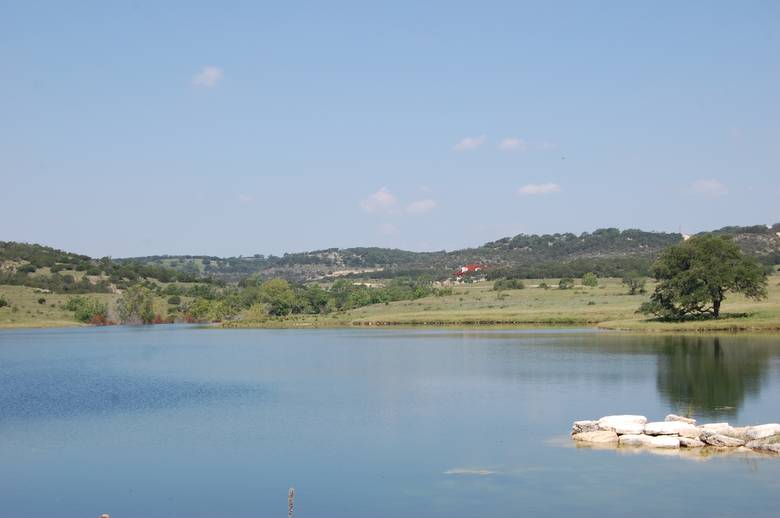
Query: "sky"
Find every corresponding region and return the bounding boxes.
[1,1,778,258]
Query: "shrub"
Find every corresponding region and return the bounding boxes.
[167,295,181,305]
[19,264,37,273]
[559,278,575,289]
[117,286,155,324]
[538,282,549,290]
[622,273,647,295]
[582,272,598,287]
[64,296,109,323]
[0,297,8,308]
[37,297,46,304]
[493,278,525,291]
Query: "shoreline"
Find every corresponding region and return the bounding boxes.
[2,318,780,334]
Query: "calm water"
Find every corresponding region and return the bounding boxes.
[1,326,780,517]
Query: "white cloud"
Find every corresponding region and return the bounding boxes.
[691,179,728,197]
[405,199,437,215]
[360,187,398,213]
[453,135,486,152]
[378,223,399,236]
[518,182,560,196]
[193,66,223,88]
[237,194,254,204]
[498,137,527,151]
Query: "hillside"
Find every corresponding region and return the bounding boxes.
[3,224,779,288]
[0,241,207,294]
[119,224,780,282]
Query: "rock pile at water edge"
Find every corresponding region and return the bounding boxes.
[571,414,780,454]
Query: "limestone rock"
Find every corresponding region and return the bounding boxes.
[572,420,599,435]
[701,423,731,433]
[701,431,745,447]
[618,434,649,447]
[679,437,705,448]
[746,439,780,454]
[572,430,619,443]
[597,415,647,435]
[646,436,680,449]
[745,424,780,441]
[665,414,696,425]
[644,421,700,438]
[618,434,679,448]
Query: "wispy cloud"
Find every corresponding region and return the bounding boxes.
[406,199,437,215]
[518,182,560,196]
[237,194,254,204]
[360,187,398,213]
[453,135,486,152]
[691,179,727,197]
[498,137,527,151]
[193,66,224,88]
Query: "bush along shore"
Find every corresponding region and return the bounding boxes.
[571,414,780,455]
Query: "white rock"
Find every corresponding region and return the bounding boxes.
[618,434,650,447]
[665,414,696,425]
[646,435,681,449]
[618,434,679,448]
[644,421,701,438]
[745,424,780,441]
[572,420,599,434]
[722,426,748,439]
[701,432,745,447]
[679,437,705,448]
[572,430,619,443]
[701,423,731,433]
[746,440,780,454]
[597,415,647,434]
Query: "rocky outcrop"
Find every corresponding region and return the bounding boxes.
[597,415,647,435]
[572,420,599,434]
[571,415,780,456]
[572,430,619,443]
[665,414,696,425]
[679,437,705,448]
[644,421,700,438]
[701,431,745,447]
[745,424,780,441]
[619,434,679,449]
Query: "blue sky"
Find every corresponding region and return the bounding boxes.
[1,1,778,258]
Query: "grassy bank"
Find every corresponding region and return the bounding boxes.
[0,285,172,329]
[227,274,780,333]
[3,274,780,332]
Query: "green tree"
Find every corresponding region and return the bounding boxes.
[622,272,646,295]
[640,235,767,319]
[582,272,598,287]
[558,277,575,290]
[302,284,330,313]
[258,278,298,316]
[117,285,155,324]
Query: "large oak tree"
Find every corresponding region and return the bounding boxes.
[640,235,767,319]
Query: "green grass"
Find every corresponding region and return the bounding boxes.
[5,274,780,333]
[0,285,119,328]
[229,274,780,333]
[0,285,180,328]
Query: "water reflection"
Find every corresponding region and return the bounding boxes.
[656,336,772,419]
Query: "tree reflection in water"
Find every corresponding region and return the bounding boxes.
[656,336,771,419]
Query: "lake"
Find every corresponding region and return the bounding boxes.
[1,326,779,517]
